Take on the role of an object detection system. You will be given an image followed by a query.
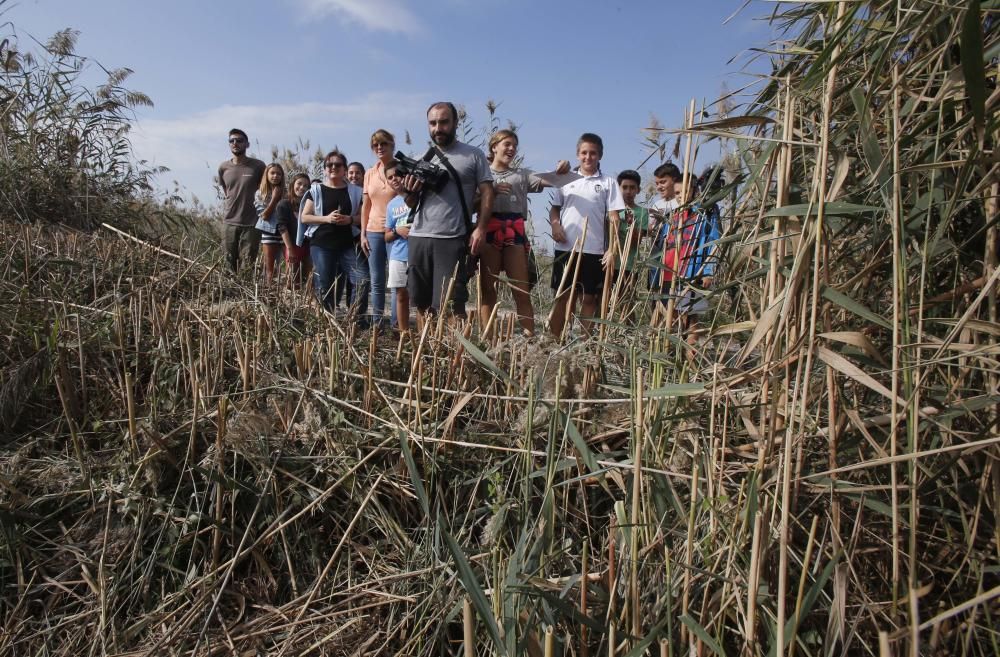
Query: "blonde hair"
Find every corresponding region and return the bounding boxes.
[487,129,518,162]
[370,129,395,149]
[258,163,286,201]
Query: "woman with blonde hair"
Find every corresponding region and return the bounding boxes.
[360,128,397,328]
[481,129,568,335]
[254,162,286,283]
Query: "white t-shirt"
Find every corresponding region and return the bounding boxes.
[650,197,679,215]
[650,197,680,247]
[551,170,626,255]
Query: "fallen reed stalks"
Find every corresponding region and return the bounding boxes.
[2,2,998,656]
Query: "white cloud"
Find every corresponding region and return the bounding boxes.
[131,91,429,206]
[295,0,424,35]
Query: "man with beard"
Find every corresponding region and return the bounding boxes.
[400,102,494,322]
[218,128,266,273]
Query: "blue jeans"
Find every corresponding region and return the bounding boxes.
[366,231,389,326]
[311,244,369,315]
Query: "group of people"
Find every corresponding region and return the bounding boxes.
[217,101,722,339]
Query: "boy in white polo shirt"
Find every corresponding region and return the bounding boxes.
[549,132,626,337]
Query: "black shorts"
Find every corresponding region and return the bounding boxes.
[407,235,470,315]
[551,250,604,296]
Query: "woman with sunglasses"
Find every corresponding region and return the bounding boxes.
[300,150,368,316]
[360,129,396,329]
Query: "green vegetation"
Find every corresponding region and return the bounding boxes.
[1,2,998,656]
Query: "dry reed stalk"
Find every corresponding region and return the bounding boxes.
[433,263,460,341]
[598,231,616,343]
[629,368,644,640]
[663,101,697,342]
[580,541,589,657]
[482,286,503,341]
[908,584,920,657]
[561,231,587,340]
[787,514,818,657]
[680,400,698,650]
[365,326,376,415]
[464,597,474,657]
[776,6,846,654]
[889,64,905,615]
[53,354,93,500]
[125,370,138,460]
[101,222,199,265]
[607,515,617,625]
[213,395,227,574]
[879,631,891,657]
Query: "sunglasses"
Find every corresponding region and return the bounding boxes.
[372,142,393,149]
[325,162,346,169]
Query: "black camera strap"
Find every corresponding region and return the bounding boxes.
[432,145,473,237]
[404,145,474,238]
[405,147,436,225]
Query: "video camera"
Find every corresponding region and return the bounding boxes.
[394,151,449,193]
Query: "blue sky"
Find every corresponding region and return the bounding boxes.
[9,0,772,243]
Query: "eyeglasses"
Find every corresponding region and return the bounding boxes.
[228,137,246,144]
[325,162,345,169]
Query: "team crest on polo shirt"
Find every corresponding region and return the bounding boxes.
[594,184,603,193]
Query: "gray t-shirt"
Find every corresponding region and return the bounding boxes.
[409,141,492,239]
[219,158,266,226]
[491,167,542,216]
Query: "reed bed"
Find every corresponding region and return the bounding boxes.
[2,2,999,656]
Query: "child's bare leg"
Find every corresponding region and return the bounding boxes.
[580,293,599,336]
[396,288,410,334]
[477,246,502,337]
[503,246,535,334]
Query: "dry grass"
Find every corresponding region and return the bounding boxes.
[2,2,999,656]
